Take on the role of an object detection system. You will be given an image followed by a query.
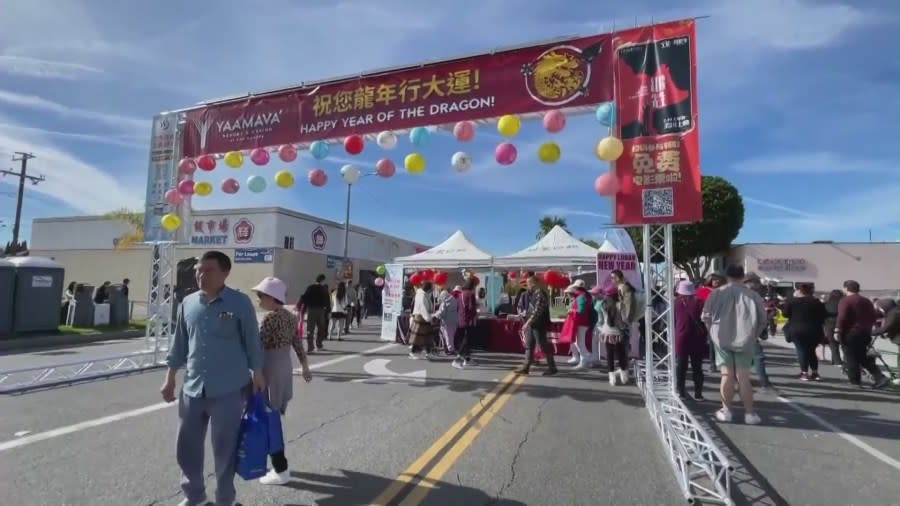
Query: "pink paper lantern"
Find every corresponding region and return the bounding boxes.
[375,158,396,178]
[308,168,328,187]
[197,155,216,171]
[453,121,475,141]
[278,144,297,162]
[495,142,517,165]
[543,110,566,133]
[165,189,183,204]
[221,178,240,194]
[374,277,385,287]
[178,158,197,175]
[594,171,619,196]
[177,179,195,195]
[250,148,270,166]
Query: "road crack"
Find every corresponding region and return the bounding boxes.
[486,398,550,505]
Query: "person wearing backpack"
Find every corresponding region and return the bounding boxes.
[564,279,593,370]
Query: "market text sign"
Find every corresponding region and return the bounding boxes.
[612,20,702,225]
[758,258,807,272]
[596,252,638,271]
[182,33,615,156]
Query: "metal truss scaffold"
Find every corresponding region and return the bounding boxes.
[635,224,734,505]
[0,242,177,393]
[145,241,178,362]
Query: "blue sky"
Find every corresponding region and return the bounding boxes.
[0,0,898,253]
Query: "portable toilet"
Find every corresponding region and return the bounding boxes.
[9,256,65,333]
[107,284,129,326]
[0,258,15,336]
[72,283,95,327]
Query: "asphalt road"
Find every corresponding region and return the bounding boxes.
[1,321,897,505]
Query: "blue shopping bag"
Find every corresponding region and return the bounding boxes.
[236,393,270,480]
[267,405,284,454]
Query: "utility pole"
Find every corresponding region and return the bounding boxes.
[1,152,44,249]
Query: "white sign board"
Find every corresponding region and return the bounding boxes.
[31,275,53,288]
[379,263,403,342]
[94,303,110,326]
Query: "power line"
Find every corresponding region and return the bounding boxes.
[0,152,44,248]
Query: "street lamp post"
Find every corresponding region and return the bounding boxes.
[341,172,375,275]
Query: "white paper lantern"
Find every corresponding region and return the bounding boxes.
[376,131,397,150]
[451,151,472,173]
[340,164,361,184]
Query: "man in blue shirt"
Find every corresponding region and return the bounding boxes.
[161,250,265,506]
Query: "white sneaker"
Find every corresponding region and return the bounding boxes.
[567,356,579,365]
[573,362,589,371]
[617,369,630,384]
[744,413,762,425]
[452,359,464,370]
[177,498,207,506]
[409,352,422,360]
[259,468,290,485]
[608,372,618,386]
[715,408,733,423]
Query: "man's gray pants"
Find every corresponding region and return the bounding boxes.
[176,389,245,505]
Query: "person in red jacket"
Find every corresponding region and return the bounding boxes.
[836,280,889,389]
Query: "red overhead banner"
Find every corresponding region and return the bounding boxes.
[612,20,703,225]
[182,35,615,157]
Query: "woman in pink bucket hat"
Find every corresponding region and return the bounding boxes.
[593,283,630,385]
[251,276,312,485]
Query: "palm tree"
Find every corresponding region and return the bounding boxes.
[104,207,144,249]
[536,215,569,239]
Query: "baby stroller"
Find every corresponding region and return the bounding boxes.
[862,341,900,386]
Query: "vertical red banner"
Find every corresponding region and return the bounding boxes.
[612,20,702,225]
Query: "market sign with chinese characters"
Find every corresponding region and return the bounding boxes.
[758,258,807,273]
[189,217,255,246]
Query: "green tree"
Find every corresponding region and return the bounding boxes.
[104,208,144,249]
[580,238,601,249]
[627,175,744,281]
[537,215,569,239]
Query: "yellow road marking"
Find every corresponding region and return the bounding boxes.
[369,371,521,506]
[398,372,527,506]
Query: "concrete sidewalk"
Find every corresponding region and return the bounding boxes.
[0,328,144,354]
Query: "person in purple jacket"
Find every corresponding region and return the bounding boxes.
[673,280,707,401]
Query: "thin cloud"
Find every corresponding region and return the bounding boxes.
[757,184,900,237]
[0,123,145,149]
[0,120,143,214]
[0,89,146,135]
[0,55,104,80]
[734,152,893,174]
[542,206,610,219]
[742,196,823,219]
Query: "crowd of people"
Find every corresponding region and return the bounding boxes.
[158,249,896,505]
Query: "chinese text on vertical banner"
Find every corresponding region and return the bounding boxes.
[612,20,702,225]
[143,113,179,241]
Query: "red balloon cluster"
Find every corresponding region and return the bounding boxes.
[433,271,449,286]
[407,269,449,286]
[409,272,422,286]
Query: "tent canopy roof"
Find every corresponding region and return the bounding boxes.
[493,226,598,268]
[392,230,493,268]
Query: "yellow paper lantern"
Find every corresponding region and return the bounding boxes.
[537,141,561,163]
[224,151,244,168]
[160,213,181,231]
[404,152,426,174]
[595,136,624,161]
[274,170,294,188]
[194,180,213,196]
[497,114,521,137]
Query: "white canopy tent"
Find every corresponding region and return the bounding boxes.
[493,225,598,268]
[392,229,494,269]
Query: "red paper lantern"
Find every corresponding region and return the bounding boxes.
[508,271,518,279]
[409,272,422,286]
[543,270,559,285]
[420,269,435,282]
[433,271,448,285]
[197,155,216,171]
[558,276,571,289]
[344,135,364,155]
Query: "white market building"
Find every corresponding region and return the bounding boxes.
[29,206,428,307]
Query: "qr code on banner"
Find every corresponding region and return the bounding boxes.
[642,187,674,218]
